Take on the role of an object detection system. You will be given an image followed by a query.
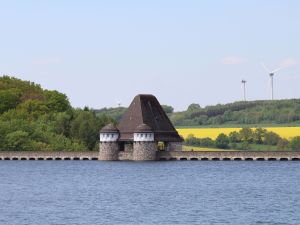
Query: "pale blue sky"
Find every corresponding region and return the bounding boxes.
[1,0,300,111]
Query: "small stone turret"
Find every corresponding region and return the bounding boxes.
[133,123,157,161]
[99,124,119,160]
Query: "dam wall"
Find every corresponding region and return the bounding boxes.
[0,151,99,160]
[157,151,300,161]
[0,151,300,161]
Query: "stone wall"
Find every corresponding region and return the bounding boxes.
[157,151,300,161]
[99,142,119,160]
[0,151,98,160]
[133,142,157,161]
[118,151,133,160]
[124,143,133,152]
[2,150,299,161]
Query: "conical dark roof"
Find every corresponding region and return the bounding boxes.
[117,94,183,142]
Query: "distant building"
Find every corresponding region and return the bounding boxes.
[99,94,183,161]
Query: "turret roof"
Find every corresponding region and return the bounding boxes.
[100,124,119,133]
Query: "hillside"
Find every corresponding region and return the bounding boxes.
[0,76,113,151]
[95,99,300,127]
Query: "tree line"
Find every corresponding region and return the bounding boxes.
[185,128,300,150]
[95,99,300,126]
[171,100,300,126]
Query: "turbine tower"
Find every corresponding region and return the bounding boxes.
[241,80,246,101]
[261,63,283,100]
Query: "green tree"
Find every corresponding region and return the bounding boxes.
[277,138,289,150]
[253,128,267,144]
[162,105,174,114]
[263,131,281,145]
[289,136,300,150]
[239,141,251,150]
[187,103,201,111]
[70,111,112,150]
[0,89,22,114]
[53,111,72,137]
[239,128,254,143]
[17,100,49,119]
[5,131,32,151]
[228,131,240,143]
[44,90,71,112]
[215,133,229,149]
[200,137,214,147]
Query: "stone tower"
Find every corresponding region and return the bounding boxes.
[133,123,157,161]
[99,124,119,160]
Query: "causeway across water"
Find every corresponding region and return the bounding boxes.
[0,151,300,161]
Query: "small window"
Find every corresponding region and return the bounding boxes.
[141,134,144,137]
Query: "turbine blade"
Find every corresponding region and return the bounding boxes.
[261,62,271,73]
[272,67,283,73]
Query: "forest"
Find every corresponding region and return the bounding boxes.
[0,76,113,151]
[96,99,300,126]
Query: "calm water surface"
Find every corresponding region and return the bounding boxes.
[0,161,300,225]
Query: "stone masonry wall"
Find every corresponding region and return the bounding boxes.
[133,142,157,161]
[99,142,119,160]
[0,151,98,159]
[125,143,133,152]
[157,151,300,160]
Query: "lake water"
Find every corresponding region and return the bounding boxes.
[0,161,300,225]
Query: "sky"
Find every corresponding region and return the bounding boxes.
[1,0,300,111]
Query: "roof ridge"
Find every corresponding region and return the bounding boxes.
[138,95,145,126]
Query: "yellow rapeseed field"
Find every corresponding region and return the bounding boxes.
[177,127,300,140]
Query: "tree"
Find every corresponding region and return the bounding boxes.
[215,133,229,149]
[53,112,72,137]
[17,100,49,119]
[289,136,300,150]
[162,105,174,114]
[5,131,32,151]
[0,89,22,114]
[200,137,214,147]
[253,128,267,144]
[70,111,113,150]
[228,131,240,143]
[187,103,201,112]
[277,138,289,150]
[44,90,71,112]
[263,131,281,145]
[239,128,254,143]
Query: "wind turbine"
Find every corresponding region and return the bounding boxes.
[261,63,283,100]
[241,80,246,101]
